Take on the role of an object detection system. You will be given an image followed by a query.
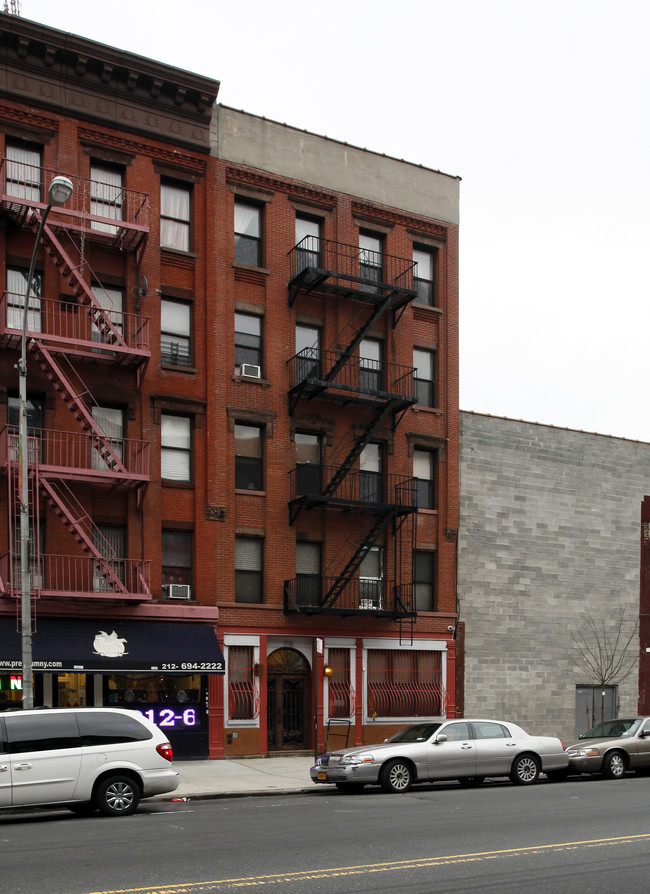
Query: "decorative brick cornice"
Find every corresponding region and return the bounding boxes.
[352,200,448,240]
[226,165,337,208]
[0,102,57,133]
[78,127,207,174]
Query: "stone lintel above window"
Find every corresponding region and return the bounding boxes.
[152,395,205,429]
[226,406,276,437]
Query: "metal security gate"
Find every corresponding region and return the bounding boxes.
[266,648,310,751]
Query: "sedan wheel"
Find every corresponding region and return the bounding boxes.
[510,754,540,785]
[380,759,413,793]
[602,751,626,779]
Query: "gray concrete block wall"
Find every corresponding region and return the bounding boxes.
[459,412,650,741]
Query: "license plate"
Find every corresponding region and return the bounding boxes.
[318,772,327,781]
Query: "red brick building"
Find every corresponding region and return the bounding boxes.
[0,13,460,758]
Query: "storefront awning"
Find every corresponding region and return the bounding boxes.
[0,617,225,674]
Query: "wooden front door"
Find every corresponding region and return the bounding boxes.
[267,648,310,751]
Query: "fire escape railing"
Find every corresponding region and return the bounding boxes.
[288,237,416,309]
[1,158,149,260]
[288,465,416,522]
[0,292,150,356]
[283,577,414,618]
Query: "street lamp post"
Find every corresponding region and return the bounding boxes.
[19,175,73,709]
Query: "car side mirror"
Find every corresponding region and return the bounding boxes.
[435,734,448,744]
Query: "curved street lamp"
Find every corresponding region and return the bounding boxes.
[19,175,73,709]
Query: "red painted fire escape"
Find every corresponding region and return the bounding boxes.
[0,160,152,604]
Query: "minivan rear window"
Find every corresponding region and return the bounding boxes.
[77,711,152,745]
[5,712,80,753]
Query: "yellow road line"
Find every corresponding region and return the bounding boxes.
[83,832,650,894]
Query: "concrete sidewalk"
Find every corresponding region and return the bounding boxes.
[157,755,318,801]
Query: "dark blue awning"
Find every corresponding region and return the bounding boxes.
[0,617,224,674]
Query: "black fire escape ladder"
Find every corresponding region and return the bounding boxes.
[322,293,395,387]
[322,511,395,609]
[322,400,401,499]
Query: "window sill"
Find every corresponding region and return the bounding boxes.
[232,373,270,387]
[161,362,198,374]
[162,479,195,489]
[232,261,270,275]
[161,246,198,259]
[235,488,266,497]
[417,507,438,515]
[411,405,443,416]
[413,301,442,314]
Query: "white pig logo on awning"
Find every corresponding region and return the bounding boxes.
[93,630,128,658]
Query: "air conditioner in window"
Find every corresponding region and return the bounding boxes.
[162,584,192,601]
[240,363,262,378]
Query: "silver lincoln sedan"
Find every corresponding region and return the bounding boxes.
[311,719,568,793]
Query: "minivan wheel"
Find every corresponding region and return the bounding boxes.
[602,751,626,779]
[510,754,540,785]
[95,775,141,816]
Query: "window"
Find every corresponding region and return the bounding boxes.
[414,348,435,407]
[93,524,126,592]
[295,323,321,382]
[77,711,152,745]
[359,337,382,392]
[360,443,382,503]
[90,163,124,234]
[413,246,436,306]
[5,712,79,753]
[161,414,191,481]
[228,646,257,720]
[295,432,322,496]
[294,215,321,272]
[91,406,124,471]
[161,180,191,251]
[359,546,383,609]
[367,649,443,717]
[327,648,352,719]
[234,200,262,266]
[91,285,123,344]
[296,541,321,608]
[162,530,192,587]
[414,550,435,612]
[235,537,263,603]
[234,312,262,374]
[414,448,435,509]
[6,267,41,332]
[359,231,383,289]
[7,394,43,465]
[161,299,192,367]
[5,141,41,202]
[235,423,263,490]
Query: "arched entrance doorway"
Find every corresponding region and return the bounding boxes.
[267,648,310,751]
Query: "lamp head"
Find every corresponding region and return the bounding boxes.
[47,176,74,207]
[323,664,333,677]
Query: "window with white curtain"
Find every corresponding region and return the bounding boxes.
[6,142,42,202]
[161,180,191,251]
[6,267,41,332]
[161,414,191,481]
[413,448,435,509]
[90,162,124,234]
[234,200,262,266]
[413,347,435,407]
[161,299,192,366]
[413,246,436,306]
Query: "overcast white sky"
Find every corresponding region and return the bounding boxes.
[16,0,650,442]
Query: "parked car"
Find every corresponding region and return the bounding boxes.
[310,718,568,793]
[0,707,179,816]
[566,717,650,779]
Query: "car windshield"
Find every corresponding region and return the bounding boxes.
[387,723,442,743]
[581,718,641,739]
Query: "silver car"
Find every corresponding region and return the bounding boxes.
[311,719,568,793]
[566,717,650,779]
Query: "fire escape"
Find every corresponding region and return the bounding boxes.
[0,159,152,604]
[284,237,418,620]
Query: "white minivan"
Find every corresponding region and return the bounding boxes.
[0,707,180,816]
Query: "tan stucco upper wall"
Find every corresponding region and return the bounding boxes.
[213,106,460,226]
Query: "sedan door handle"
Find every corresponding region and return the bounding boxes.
[15,762,33,770]
[461,744,473,749]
